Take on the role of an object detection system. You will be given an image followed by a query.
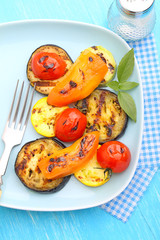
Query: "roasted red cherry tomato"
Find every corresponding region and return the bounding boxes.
[55,108,87,142]
[97,141,131,173]
[31,52,67,80]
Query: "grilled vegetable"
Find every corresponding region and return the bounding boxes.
[31,97,68,137]
[27,45,73,95]
[97,141,131,173]
[88,46,116,86]
[47,49,108,107]
[55,108,87,142]
[74,146,112,187]
[15,138,70,193]
[74,89,128,143]
[38,131,99,180]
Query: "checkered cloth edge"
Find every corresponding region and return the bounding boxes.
[129,34,160,169]
[100,33,160,222]
[100,167,157,222]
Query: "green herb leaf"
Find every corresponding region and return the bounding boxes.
[118,91,137,122]
[117,48,134,83]
[107,81,119,91]
[119,82,139,90]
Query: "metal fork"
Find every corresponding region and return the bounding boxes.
[0,80,35,197]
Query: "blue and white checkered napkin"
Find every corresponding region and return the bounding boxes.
[100,33,160,222]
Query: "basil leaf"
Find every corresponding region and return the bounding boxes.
[117,48,134,83]
[118,91,137,122]
[107,81,119,91]
[119,82,139,90]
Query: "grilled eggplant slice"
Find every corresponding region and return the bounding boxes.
[27,44,73,95]
[87,46,116,86]
[31,97,68,137]
[15,138,70,193]
[75,89,128,143]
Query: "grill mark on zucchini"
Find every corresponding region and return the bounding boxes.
[97,53,107,64]
[108,63,114,73]
[101,79,105,83]
[91,46,98,50]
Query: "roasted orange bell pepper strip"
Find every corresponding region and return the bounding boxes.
[38,131,99,179]
[47,49,108,107]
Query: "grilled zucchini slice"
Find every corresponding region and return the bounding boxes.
[74,146,112,187]
[15,138,70,193]
[87,46,116,86]
[27,44,73,95]
[31,97,68,137]
[75,89,128,143]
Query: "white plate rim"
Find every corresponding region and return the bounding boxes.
[0,19,144,211]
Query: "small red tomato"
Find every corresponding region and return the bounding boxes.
[31,52,67,80]
[97,141,131,173]
[55,108,87,142]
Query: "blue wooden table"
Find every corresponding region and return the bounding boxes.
[0,1,160,239]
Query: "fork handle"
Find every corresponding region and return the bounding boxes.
[0,144,13,176]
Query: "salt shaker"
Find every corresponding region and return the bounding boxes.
[107,0,156,41]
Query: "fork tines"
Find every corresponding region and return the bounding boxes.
[8,80,35,131]
[0,80,35,194]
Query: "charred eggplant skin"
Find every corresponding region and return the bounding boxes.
[74,89,128,144]
[43,174,70,194]
[27,44,73,95]
[18,171,71,194]
[15,138,70,193]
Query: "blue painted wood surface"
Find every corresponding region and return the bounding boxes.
[0,0,160,239]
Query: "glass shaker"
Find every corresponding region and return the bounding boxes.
[107,0,156,41]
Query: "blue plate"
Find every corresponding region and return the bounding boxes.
[0,20,143,211]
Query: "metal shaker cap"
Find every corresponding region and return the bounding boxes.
[118,0,155,15]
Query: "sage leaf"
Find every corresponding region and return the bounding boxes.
[117,48,134,83]
[118,91,137,122]
[107,81,119,91]
[119,82,139,90]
